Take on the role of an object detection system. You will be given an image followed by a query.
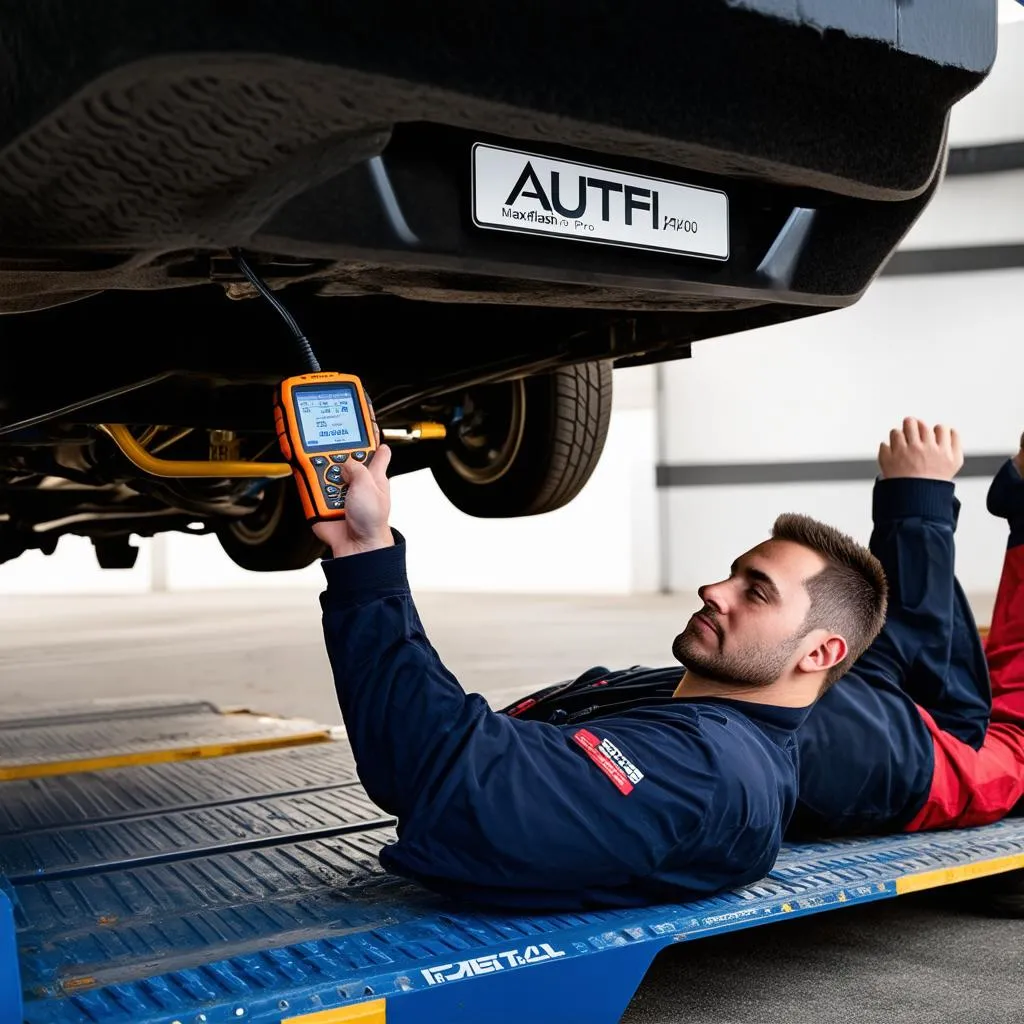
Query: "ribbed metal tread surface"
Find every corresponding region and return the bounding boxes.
[16,829,398,980]
[0,742,357,835]
[0,785,391,882]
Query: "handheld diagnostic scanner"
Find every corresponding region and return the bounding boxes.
[274,371,378,522]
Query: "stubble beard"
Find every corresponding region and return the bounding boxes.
[672,615,799,688]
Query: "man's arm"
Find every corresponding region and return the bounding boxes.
[868,476,958,641]
[318,533,491,818]
[856,419,989,741]
[868,417,963,647]
[310,444,486,816]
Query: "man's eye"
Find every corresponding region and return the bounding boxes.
[748,588,766,603]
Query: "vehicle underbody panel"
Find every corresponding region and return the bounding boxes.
[0,0,994,314]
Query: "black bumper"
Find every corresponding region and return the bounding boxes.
[0,0,998,317]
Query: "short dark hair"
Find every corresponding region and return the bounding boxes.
[771,513,888,690]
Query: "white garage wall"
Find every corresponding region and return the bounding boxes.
[0,534,155,596]
[660,267,1024,599]
[661,270,1023,467]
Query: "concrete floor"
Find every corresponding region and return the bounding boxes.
[0,585,700,724]
[1,583,1022,1022]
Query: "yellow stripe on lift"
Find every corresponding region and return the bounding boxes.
[283,999,386,1024]
[896,852,1024,894]
[0,730,331,781]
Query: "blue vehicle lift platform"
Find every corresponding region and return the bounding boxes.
[2,699,1023,1024]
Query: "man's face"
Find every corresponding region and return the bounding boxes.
[672,540,826,687]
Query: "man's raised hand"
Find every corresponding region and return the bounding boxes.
[878,417,963,482]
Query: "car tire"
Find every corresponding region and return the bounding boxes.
[430,361,612,518]
[216,479,327,572]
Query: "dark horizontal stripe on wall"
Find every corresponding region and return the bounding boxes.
[946,141,1024,177]
[882,244,1024,277]
[657,454,1009,488]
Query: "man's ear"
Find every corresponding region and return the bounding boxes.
[797,634,848,676]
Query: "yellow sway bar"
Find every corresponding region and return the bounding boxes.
[381,421,447,442]
[99,424,293,479]
[101,420,446,478]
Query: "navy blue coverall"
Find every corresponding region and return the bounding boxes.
[320,539,806,910]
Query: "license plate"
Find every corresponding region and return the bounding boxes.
[471,143,729,261]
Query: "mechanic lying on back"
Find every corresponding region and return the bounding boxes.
[313,435,887,910]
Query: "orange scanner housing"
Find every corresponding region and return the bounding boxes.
[273,371,378,522]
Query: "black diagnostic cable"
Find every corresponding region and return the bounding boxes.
[229,248,321,373]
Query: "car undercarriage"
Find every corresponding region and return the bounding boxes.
[0,0,997,570]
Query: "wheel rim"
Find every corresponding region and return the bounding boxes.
[445,380,527,485]
[227,484,283,545]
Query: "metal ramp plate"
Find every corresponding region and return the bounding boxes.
[0,700,331,780]
[4,706,1024,1024]
[0,742,357,835]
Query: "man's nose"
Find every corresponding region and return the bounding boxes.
[697,582,728,614]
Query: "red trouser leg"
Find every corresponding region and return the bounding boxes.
[906,545,1024,830]
[984,544,1024,727]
